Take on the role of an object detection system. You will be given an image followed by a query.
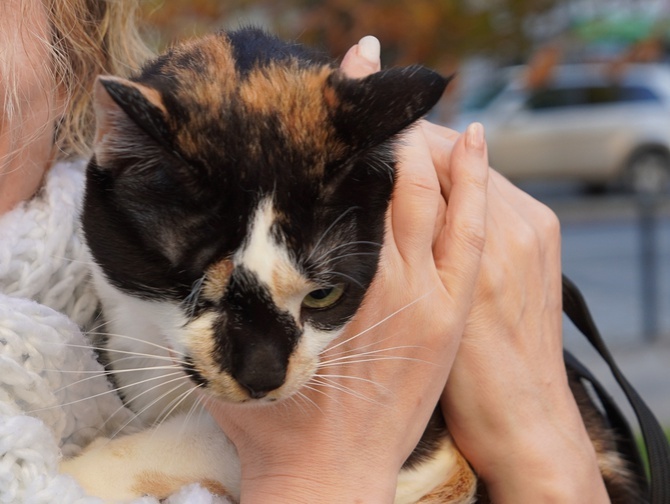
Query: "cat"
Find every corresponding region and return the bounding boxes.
[60,28,643,503]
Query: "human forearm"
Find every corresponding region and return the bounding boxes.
[443,391,609,503]
[423,120,610,503]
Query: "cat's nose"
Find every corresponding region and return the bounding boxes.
[236,371,284,399]
[242,386,271,400]
[234,348,287,399]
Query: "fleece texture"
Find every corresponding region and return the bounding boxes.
[0,161,229,503]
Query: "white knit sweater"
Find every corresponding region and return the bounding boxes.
[0,160,98,328]
[0,161,226,504]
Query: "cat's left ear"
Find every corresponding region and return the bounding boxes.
[93,76,171,167]
[326,66,451,150]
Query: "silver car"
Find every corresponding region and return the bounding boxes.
[452,63,670,193]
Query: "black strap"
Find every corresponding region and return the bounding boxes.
[562,274,670,504]
[564,350,649,495]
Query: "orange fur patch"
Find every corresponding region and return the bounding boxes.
[110,441,134,459]
[199,478,230,496]
[181,314,250,403]
[203,259,234,301]
[416,452,477,504]
[168,35,238,158]
[238,62,346,173]
[270,259,309,312]
[170,34,238,106]
[131,470,230,499]
[131,470,189,498]
[133,32,349,172]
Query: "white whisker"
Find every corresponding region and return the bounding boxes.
[326,288,435,354]
[322,344,424,362]
[306,206,361,262]
[152,383,203,436]
[182,275,206,319]
[310,376,384,406]
[27,371,185,414]
[108,377,192,439]
[96,375,194,435]
[181,390,207,433]
[52,365,181,393]
[117,374,190,411]
[103,354,180,370]
[317,373,392,394]
[320,345,438,367]
[87,331,188,358]
[285,392,309,416]
[321,270,365,289]
[312,240,382,265]
[320,355,438,368]
[58,343,188,366]
[318,251,380,266]
[85,317,111,335]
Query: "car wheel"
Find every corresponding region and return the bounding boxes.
[625,150,670,195]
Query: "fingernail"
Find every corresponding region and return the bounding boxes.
[465,122,484,153]
[357,35,380,65]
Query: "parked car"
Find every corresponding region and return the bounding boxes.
[450,63,670,193]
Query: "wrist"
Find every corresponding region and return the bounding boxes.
[238,461,399,504]
[216,399,408,504]
[476,421,609,503]
[443,373,610,503]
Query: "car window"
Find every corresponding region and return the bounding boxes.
[585,86,620,104]
[461,79,508,111]
[525,87,585,109]
[587,85,661,104]
[619,85,661,103]
[526,84,660,110]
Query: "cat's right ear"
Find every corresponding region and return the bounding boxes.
[93,76,171,168]
[325,66,449,152]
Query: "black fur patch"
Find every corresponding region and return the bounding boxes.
[227,27,330,76]
[183,356,209,387]
[214,267,300,394]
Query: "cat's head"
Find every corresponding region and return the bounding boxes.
[83,29,448,403]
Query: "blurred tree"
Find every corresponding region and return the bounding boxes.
[141,0,563,69]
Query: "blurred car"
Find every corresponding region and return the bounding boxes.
[451,63,670,193]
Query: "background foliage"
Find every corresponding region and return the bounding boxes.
[140,0,562,72]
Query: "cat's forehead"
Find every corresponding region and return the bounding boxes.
[146,34,346,167]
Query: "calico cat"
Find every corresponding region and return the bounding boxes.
[60,28,642,503]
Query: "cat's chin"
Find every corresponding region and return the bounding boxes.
[228,395,280,405]
[199,380,304,406]
[188,364,313,405]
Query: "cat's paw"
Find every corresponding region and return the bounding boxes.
[61,415,240,502]
[60,436,146,502]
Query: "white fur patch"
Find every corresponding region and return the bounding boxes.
[234,197,306,316]
[235,198,277,286]
[92,263,195,425]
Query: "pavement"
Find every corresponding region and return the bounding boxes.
[540,189,670,429]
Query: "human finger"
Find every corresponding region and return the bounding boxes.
[434,123,489,308]
[339,36,381,78]
[421,120,460,143]
[422,122,457,198]
[389,126,442,264]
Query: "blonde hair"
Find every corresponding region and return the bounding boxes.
[46,0,153,159]
[0,0,152,164]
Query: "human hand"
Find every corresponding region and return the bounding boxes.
[202,38,489,504]
[422,121,609,502]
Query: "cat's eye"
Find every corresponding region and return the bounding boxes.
[302,284,345,309]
